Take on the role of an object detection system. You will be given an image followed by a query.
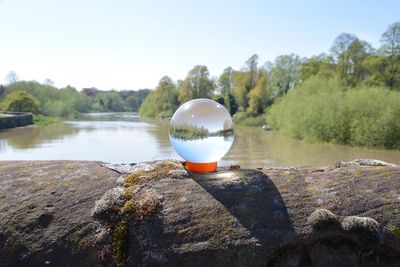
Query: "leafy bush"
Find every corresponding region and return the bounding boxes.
[1,90,40,114]
[139,76,178,118]
[267,74,400,149]
[5,81,89,117]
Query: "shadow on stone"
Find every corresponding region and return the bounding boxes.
[191,169,294,249]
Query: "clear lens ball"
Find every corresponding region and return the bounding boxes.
[169,98,234,163]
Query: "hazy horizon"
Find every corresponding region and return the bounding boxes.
[1,0,399,91]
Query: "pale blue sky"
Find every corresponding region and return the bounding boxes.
[0,0,399,90]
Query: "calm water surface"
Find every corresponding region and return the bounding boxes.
[1,113,400,167]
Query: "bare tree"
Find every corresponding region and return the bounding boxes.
[5,71,19,85]
[43,78,55,86]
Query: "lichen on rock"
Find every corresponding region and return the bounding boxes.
[342,216,382,243]
[92,187,125,222]
[111,220,129,267]
[92,160,188,266]
[333,159,397,168]
[124,160,188,187]
[307,208,339,229]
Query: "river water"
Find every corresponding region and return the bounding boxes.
[1,113,399,167]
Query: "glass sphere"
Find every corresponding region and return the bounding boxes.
[169,98,234,163]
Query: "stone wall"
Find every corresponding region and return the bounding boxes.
[0,160,399,266]
[0,112,33,130]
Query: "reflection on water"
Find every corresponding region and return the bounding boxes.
[0,123,79,149]
[1,113,400,167]
[226,126,400,167]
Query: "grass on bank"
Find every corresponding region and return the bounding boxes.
[33,115,61,126]
[233,111,266,126]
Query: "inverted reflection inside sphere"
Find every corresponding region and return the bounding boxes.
[169,98,234,164]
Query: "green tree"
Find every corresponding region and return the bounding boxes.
[232,71,251,109]
[379,21,400,89]
[247,71,269,116]
[93,91,125,112]
[330,33,358,61]
[178,65,215,103]
[6,81,91,117]
[330,33,373,86]
[381,21,400,57]
[2,90,40,113]
[219,67,233,96]
[243,54,259,90]
[125,95,140,111]
[140,76,179,117]
[300,54,336,81]
[218,67,238,114]
[268,54,302,97]
[232,54,259,110]
[362,55,387,86]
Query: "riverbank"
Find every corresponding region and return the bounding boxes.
[0,112,61,130]
[32,114,60,126]
[0,159,399,266]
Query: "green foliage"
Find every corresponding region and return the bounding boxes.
[267,53,302,97]
[32,114,60,125]
[4,81,150,117]
[5,81,89,117]
[300,55,336,81]
[3,21,400,152]
[1,90,40,113]
[119,89,151,112]
[247,72,270,116]
[211,94,225,105]
[225,93,238,115]
[218,67,233,96]
[267,74,400,149]
[380,21,400,57]
[232,70,251,108]
[92,91,125,112]
[178,65,215,103]
[139,76,178,118]
[233,111,266,126]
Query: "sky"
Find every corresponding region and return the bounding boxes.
[0,0,399,91]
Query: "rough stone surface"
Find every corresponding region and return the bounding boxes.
[0,161,121,267]
[307,209,339,229]
[333,159,397,168]
[1,160,400,266]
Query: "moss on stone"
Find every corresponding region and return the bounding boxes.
[342,216,381,243]
[131,193,160,220]
[92,187,125,222]
[94,160,187,265]
[121,160,183,220]
[307,209,339,229]
[111,220,129,267]
[387,225,400,240]
[121,200,137,215]
[124,160,186,187]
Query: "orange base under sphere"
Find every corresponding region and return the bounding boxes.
[185,161,217,173]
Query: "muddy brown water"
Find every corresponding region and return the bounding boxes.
[0,113,399,167]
